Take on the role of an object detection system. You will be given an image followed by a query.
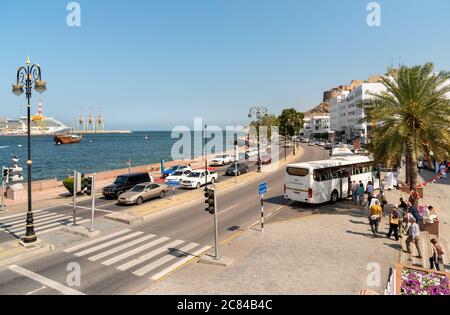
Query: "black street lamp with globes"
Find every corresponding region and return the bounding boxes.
[12,57,47,244]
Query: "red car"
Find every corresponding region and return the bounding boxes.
[261,154,272,165]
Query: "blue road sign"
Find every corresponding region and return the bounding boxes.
[259,182,267,196]
[167,180,181,188]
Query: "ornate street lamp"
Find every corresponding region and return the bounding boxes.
[12,57,46,244]
[248,106,268,172]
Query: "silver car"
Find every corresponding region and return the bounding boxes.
[118,182,168,205]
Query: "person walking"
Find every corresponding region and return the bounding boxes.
[368,199,382,237]
[357,182,365,207]
[429,239,445,271]
[408,189,420,208]
[399,197,408,211]
[387,208,400,241]
[367,181,374,208]
[406,218,422,258]
[351,180,358,203]
[408,202,421,226]
[396,205,404,238]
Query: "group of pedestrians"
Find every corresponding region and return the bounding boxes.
[363,184,445,271]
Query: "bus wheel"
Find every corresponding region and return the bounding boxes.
[330,190,339,204]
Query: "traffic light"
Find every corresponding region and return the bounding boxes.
[204,188,216,214]
[85,176,93,195]
[2,167,9,183]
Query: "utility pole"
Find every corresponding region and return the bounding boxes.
[1,166,8,213]
[204,124,208,190]
[89,174,96,232]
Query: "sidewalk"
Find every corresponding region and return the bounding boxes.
[140,200,399,295]
[384,168,450,250]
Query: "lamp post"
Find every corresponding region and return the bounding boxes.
[248,106,268,173]
[12,57,47,244]
[287,118,296,156]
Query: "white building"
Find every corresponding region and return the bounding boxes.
[329,81,387,143]
[301,115,331,138]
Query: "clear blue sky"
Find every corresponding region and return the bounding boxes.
[1,0,449,130]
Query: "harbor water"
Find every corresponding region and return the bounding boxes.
[0,131,245,181]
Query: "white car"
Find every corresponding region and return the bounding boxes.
[210,154,233,166]
[165,169,192,184]
[181,170,218,189]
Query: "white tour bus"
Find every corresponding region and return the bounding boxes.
[284,155,380,204]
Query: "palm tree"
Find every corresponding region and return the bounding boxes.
[362,63,450,190]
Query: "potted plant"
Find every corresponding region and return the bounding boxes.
[396,264,450,295]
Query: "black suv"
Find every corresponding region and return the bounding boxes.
[102,172,151,199]
[225,163,250,176]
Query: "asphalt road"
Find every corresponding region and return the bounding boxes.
[0,144,329,295]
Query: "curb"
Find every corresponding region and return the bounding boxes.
[0,242,54,269]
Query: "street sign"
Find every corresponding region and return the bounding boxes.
[259,182,267,196]
[167,180,181,188]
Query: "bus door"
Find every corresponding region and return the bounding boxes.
[340,170,350,198]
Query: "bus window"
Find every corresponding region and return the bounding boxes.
[287,167,309,177]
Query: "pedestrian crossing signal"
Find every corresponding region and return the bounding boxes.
[86,177,93,195]
[2,168,9,182]
[204,188,215,214]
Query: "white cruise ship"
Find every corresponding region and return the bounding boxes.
[1,101,71,136]
[0,117,71,136]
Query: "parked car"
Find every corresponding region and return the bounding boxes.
[261,154,272,165]
[210,154,233,166]
[181,169,218,189]
[308,141,316,146]
[102,172,152,199]
[118,182,168,205]
[162,164,191,179]
[165,169,192,184]
[225,163,249,176]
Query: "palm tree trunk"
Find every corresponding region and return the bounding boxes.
[406,136,418,190]
[405,148,411,186]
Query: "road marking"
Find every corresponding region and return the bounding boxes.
[9,265,85,295]
[26,286,46,295]
[26,219,90,236]
[88,234,156,262]
[64,229,131,253]
[8,214,72,232]
[247,205,285,230]
[102,237,170,266]
[132,242,198,276]
[151,245,211,281]
[16,218,87,237]
[0,210,44,221]
[116,240,184,271]
[219,204,238,215]
[0,212,56,226]
[74,231,144,257]
[14,217,81,235]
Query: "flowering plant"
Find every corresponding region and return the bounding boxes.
[401,268,450,295]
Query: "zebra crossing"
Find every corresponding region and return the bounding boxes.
[0,210,89,238]
[64,229,211,281]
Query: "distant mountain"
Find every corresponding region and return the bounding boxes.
[304,102,329,117]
